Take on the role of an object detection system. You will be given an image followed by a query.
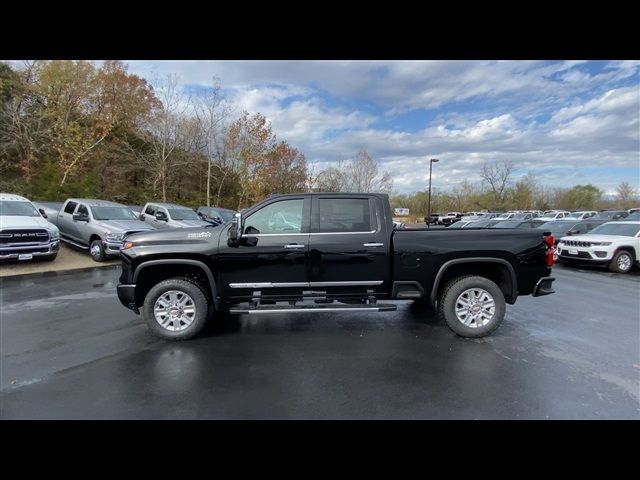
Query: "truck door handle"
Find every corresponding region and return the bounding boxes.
[284,244,305,249]
[363,242,384,247]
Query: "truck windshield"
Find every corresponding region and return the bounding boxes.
[91,207,139,220]
[218,211,235,222]
[0,201,40,216]
[168,209,200,221]
[588,223,640,237]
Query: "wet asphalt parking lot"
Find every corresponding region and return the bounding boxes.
[1,263,638,419]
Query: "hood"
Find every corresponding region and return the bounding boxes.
[1,215,58,231]
[126,224,224,246]
[170,219,211,228]
[559,234,632,243]
[99,219,155,233]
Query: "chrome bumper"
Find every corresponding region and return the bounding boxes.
[0,240,60,259]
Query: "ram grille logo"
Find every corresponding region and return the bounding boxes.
[187,231,212,239]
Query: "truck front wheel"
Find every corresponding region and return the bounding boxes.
[142,278,210,341]
[438,275,506,338]
[90,239,106,262]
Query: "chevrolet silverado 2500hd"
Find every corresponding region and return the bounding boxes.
[117,193,556,340]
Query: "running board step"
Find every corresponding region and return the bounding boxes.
[230,303,397,315]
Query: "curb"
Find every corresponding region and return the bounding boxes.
[0,263,121,281]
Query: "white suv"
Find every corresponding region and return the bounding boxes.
[556,221,640,273]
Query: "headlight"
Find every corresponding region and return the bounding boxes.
[590,242,612,246]
[105,232,125,242]
[49,229,60,240]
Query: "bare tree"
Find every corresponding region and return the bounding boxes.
[480,159,514,206]
[616,181,638,208]
[342,149,393,193]
[191,78,230,206]
[137,74,191,201]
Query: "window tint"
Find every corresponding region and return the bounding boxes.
[145,205,156,215]
[319,198,372,233]
[244,199,304,235]
[64,201,77,214]
[77,204,89,216]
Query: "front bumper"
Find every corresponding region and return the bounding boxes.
[117,284,139,314]
[532,276,555,297]
[0,240,60,260]
[556,245,612,262]
[104,241,125,256]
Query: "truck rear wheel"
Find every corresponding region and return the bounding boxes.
[438,275,506,338]
[142,278,210,341]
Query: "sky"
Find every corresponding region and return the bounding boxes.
[124,60,640,196]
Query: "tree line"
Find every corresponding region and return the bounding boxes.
[0,61,392,210]
[391,160,638,218]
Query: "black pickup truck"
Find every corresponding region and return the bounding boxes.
[117,193,555,340]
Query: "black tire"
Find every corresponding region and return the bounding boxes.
[142,277,210,341]
[437,275,506,338]
[90,239,106,262]
[609,250,634,274]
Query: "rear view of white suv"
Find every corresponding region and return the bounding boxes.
[0,193,60,262]
[556,221,640,273]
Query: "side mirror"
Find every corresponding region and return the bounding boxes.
[227,212,242,246]
[73,212,88,222]
[155,212,168,221]
[38,208,48,219]
[140,213,145,220]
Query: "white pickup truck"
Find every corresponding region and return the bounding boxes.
[0,193,60,262]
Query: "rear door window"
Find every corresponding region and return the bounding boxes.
[319,198,373,233]
[64,201,77,214]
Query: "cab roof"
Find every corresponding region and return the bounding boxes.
[67,198,124,207]
[0,193,30,202]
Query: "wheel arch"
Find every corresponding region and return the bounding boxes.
[133,259,220,311]
[430,257,517,306]
[615,246,636,260]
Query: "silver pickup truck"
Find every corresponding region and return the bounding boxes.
[49,198,155,261]
[140,202,209,229]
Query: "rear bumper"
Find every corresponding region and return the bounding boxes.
[117,284,139,314]
[532,276,555,297]
[0,241,60,260]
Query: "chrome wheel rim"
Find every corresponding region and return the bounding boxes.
[455,288,495,328]
[90,244,101,257]
[618,254,631,271]
[153,290,196,332]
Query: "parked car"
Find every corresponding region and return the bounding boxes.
[538,211,572,221]
[424,213,440,225]
[556,221,640,273]
[196,206,237,226]
[536,219,607,260]
[438,212,463,226]
[447,220,476,228]
[596,210,629,220]
[140,202,210,229]
[462,219,501,229]
[0,193,60,262]
[492,219,547,229]
[48,199,155,262]
[117,193,556,341]
[566,211,598,221]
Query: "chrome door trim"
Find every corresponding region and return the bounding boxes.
[309,281,383,287]
[363,242,384,247]
[229,282,310,289]
[228,280,384,289]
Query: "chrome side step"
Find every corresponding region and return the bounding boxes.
[60,237,89,249]
[230,303,397,315]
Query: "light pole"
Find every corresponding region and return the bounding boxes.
[427,158,439,227]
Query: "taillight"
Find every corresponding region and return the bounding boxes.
[544,234,554,267]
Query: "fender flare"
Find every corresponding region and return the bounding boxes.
[133,259,220,310]
[430,257,518,304]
